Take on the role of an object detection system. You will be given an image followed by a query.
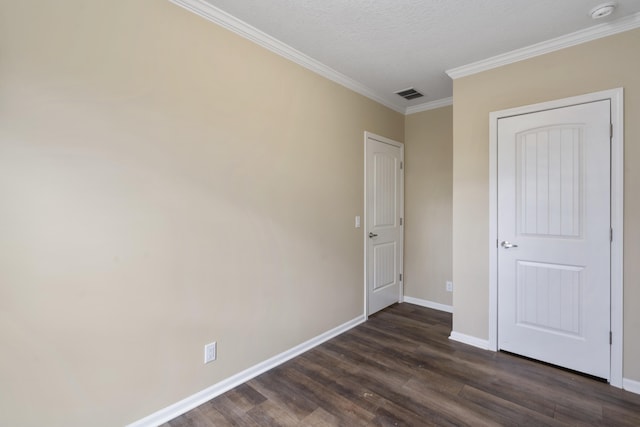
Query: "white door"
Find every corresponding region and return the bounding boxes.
[365,133,403,315]
[497,100,611,379]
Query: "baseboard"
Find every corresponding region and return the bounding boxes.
[623,378,640,395]
[127,315,366,427]
[449,331,490,351]
[403,296,453,313]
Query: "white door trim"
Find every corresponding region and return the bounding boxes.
[488,88,624,387]
[364,131,404,318]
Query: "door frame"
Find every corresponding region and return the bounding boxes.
[488,88,624,387]
[364,131,405,318]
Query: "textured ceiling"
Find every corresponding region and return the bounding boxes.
[200,0,640,110]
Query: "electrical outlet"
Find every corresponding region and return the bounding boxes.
[446,281,453,292]
[204,342,217,364]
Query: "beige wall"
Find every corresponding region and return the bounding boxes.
[452,28,640,381]
[0,1,404,426]
[404,107,453,306]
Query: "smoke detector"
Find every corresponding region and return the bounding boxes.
[590,2,617,19]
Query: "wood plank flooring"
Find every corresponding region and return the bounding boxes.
[164,303,640,426]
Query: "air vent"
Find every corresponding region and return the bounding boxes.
[395,88,424,100]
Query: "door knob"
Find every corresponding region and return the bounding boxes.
[368,232,378,238]
[501,241,518,249]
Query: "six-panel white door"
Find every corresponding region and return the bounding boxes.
[497,100,611,379]
[366,135,403,315]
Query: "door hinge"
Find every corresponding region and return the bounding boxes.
[610,331,613,345]
[610,227,613,242]
[400,273,403,281]
[400,217,403,226]
[610,123,613,139]
[400,161,403,170]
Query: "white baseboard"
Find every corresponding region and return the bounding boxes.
[623,378,640,395]
[449,331,490,351]
[127,315,366,427]
[403,296,453,313]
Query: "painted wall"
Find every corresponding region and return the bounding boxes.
[0,1,404,426]
[452,28,640,381]
[404,106,453,306]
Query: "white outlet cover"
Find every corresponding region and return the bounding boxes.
[204,342,217,364]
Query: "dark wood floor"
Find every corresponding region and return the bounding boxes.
[164,303,640,426]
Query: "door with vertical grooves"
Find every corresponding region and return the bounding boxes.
[497,100,611,380]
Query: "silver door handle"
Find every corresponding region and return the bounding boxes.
[369,232,378,238]
[501,241,518,249]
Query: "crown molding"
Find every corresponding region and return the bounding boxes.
[447,11,640,79]
[169,0,406,114]
[405,97,453,115]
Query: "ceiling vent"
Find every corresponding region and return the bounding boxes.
[395,88,424,100]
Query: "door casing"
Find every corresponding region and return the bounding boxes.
[488,88,624,387]
[364,131,404,318]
